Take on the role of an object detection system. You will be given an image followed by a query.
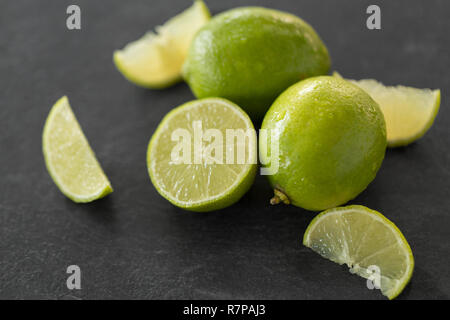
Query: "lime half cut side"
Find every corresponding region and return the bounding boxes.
[114,0,210,88]
[303,205,414,299]
[333,72,440,147]
[43,96,113,203]
[147,98,257,212]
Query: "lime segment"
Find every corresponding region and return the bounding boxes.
[334,72,440,147]
[147,98,257,212]
[303,205,414,299]
[43,96,113,203]
[114,0,210,88]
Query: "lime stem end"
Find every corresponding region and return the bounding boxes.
[270,188,290,205]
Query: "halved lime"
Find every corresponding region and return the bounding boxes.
[114,0,210,88]
[303,205,414,299]
[334,72,440,147]
[43,96,113,203]
[147,98,257,212]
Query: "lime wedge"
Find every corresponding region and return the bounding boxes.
[147,98,257,212]
[333,72,440,147]
[303,205,414,299]
[113,0,210,88]
[43,96,113,203]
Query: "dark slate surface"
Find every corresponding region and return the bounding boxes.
[0,0,449,300]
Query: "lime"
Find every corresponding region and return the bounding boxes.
[303,205,414,299]
[260,76,386,211]
[114,0,210,88]
[42,96,113,203]
[333,72,441,147]
[147,98,257,212]
[182,7,330,121]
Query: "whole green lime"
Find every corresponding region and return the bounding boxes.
[260,76,387,211]
[182,7,330,121]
